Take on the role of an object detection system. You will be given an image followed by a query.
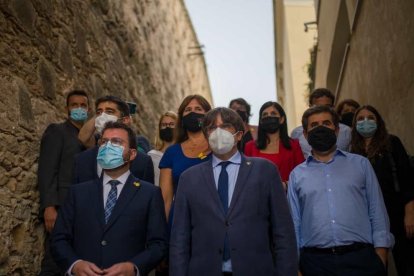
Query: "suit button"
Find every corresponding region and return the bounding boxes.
[219,249,223,254]
[225,221,230,226]
[101,240,107,246]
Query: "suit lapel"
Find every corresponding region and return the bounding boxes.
[104,174,139,232]
[95,177,106,228]
[227,155,253,217]
[202,160,226,216]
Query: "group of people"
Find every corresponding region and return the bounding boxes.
[36,88,413,276]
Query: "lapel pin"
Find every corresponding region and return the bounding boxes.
[133,181,140,187]
[246,161,251,166]
[198,152,207,159]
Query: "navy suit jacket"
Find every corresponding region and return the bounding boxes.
[51,174,167,275]
[169,155,298,276]
[73,146,154,184]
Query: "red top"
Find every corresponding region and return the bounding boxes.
[244,139,305,182]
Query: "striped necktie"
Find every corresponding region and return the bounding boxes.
[104,180,120,224]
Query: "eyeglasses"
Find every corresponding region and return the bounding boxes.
[161,122,175,128]
[99,137,126,147]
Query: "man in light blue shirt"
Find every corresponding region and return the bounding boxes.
[170,107,297,276]
[287,105,393,275]
[290,88,351,158]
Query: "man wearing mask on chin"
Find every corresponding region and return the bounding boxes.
[51,122,168,276]
[170,107,297,276]
[287,105,393,276]
[73,95,154,184]
[38,89,90,276]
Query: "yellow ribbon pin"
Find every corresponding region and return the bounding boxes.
[133,181,140,187]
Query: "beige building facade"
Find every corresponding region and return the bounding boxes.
[313,0,414,154]
[274,0,317,132]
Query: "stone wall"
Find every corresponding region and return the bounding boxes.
[0,0,211,274]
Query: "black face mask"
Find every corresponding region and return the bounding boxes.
[307,125,337,152]
[236,110,248,123]
[260,117,280,134]
[159,127,174,142]
[182,112,204,132]
[340,112,354,127]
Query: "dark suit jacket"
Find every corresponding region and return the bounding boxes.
[170,155,298,276]
[38,120,85,216]
[51,174,168,275]
[73,146,154,184]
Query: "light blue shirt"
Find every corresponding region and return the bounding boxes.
[212,151,241,273]
[291,123,351,158]
[287,150,393,251]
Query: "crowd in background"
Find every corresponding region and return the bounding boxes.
[37,88,414,276]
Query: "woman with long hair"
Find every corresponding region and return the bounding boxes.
[350,105,414,276]
[148,111,177,186]
[159,95,212,219]
[244,101,304,189]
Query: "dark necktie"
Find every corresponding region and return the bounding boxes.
[218,161,231,213]
[104,180,120,224]
[218,161,231,261]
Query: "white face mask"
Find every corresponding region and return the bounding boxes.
[95,112,118,133]
[208,127,237,155]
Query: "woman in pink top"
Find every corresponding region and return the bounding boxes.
[244,101,304,189]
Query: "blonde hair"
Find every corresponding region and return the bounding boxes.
[155,111,178,151]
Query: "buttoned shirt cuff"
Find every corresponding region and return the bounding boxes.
[66,259,82,276]
[373,231,395,248]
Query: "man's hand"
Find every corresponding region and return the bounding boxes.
[44,206,58,233]
[102,262,136,276]
[405,201,414,239]
[375,247,388,267]
[72,260,104,276]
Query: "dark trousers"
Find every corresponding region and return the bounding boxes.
[300,246,387,276]
[392,234,414,276]
[39,233,62,276]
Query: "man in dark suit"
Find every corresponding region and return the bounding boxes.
[38,90,90,275]
[170,107,297,276]
[73,95,154,184]
[51,121,167,275]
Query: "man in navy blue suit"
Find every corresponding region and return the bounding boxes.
[169,107,297,276]
[73,95,154,184]
[51,122,167,275]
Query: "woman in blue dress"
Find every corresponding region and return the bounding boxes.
[159,94,212,222]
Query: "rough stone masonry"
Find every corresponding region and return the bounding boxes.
[0,0,211,274]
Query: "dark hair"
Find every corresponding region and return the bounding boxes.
[308,88,335,106]
[302,105,340,131]
[95,95,130,117]
[202,107,244,137]
[66,90,89,106]
[101,121,137,149]
[350,105,389,160]
[256,101,292,150]
[175,94,212,144]
[336,99,360,115]
[228,98,251,123]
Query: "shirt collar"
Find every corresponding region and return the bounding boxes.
[306,149,346,164]
[103,170,131,186]
[212,151,242,168]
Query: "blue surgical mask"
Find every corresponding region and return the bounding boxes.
[70,107,88,122]
[356,119,377,138]
[97,142,125,170]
